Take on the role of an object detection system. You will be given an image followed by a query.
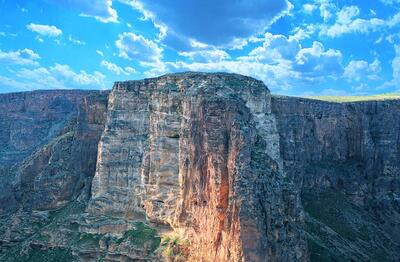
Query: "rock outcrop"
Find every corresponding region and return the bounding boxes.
[0,72,399,262]
[88,73,307,261]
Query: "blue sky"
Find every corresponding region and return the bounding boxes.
[0,0,400,95]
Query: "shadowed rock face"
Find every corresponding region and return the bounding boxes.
[0,72,400,262]
[272,96,400,261]
[0,90,109,213]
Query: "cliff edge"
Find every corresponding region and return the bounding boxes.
[0,72,399,261]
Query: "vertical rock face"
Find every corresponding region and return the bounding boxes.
[88,72,307,261]
[0,90,108,213]
[272,96,400,261]
[1,72,400,261]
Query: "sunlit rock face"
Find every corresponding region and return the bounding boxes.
[88,72,307,261]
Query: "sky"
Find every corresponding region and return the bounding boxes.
[0,0,400,96]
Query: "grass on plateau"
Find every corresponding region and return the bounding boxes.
[307,93,400,103]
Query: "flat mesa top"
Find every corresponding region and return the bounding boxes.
[307,93,400,103]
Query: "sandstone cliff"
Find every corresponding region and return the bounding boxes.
[88,73,306,261]
[0,72,399,262]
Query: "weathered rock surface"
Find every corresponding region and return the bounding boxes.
[88,73,307,261]
[0,72,399,262]
[0,90,108,213]
[272,96,400,261]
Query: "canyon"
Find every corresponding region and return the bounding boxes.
[0,72,399,261]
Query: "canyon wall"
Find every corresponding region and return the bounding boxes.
[88,73,307,261]
[0,90,108,213]
[0,72,399,261]
[272,96,400,261]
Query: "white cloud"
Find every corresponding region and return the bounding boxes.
[79,0,117,23]
[50,64,105,86]
[26,23,62,37]
[0,49,40,65]
[143,36,344,93]
[1,63,107,91]
[100,60,136,75]
[16,64,105,89]
[290,25,317,41]
[379,0,400,4]
[317,0,337,21]
[179,49,230,62]
[118,0,167,39]
[322,17,385,37]
[122,0,292,49]
[116,32,163,63]
[302,4,317,14]
[337,6,360,24]
[321,6,400,38]
[96,50,104,57]
[246,33,300,62]
[343,59,381,81]
[0,75,39,91]
[294,41,343,78]
[380,45,400,89]
[68,35,85,45]
[51,0,118,23]
[393,46,400,83]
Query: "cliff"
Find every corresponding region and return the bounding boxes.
[272,96,400,261]
[0,72,399,261]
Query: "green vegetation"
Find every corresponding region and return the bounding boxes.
[117,222,161,253]
[307,93,400,103]
[76,232,102,248]
[303,191,360,241]
[307,237,338,262]
[160,232,190,261]
[302,189,395,261]
[0,246,77,262]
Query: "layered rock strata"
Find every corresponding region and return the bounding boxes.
[272,96,400,260]
[88,73,307,261]
[0,72,399,261]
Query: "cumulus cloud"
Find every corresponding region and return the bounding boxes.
[124,0,292,49]
[100,60,136,75]
[343,59,381,81]
[294,41,343,78]
[143,36,344,92]
[302,4,317,14]
[13,63,106,89]
[321,5,400,38]
[317,0,337,21]
[0,49,40,65]
[26,23,62,37]
[380,45,400,89]
[116,32,163,63]
[337,6,360,24]
[179,49,230,62]
[246,33,300,62]
[50,0,117,23]
[1,62,107,92]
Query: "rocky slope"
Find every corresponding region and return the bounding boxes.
[0,72,399,261]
